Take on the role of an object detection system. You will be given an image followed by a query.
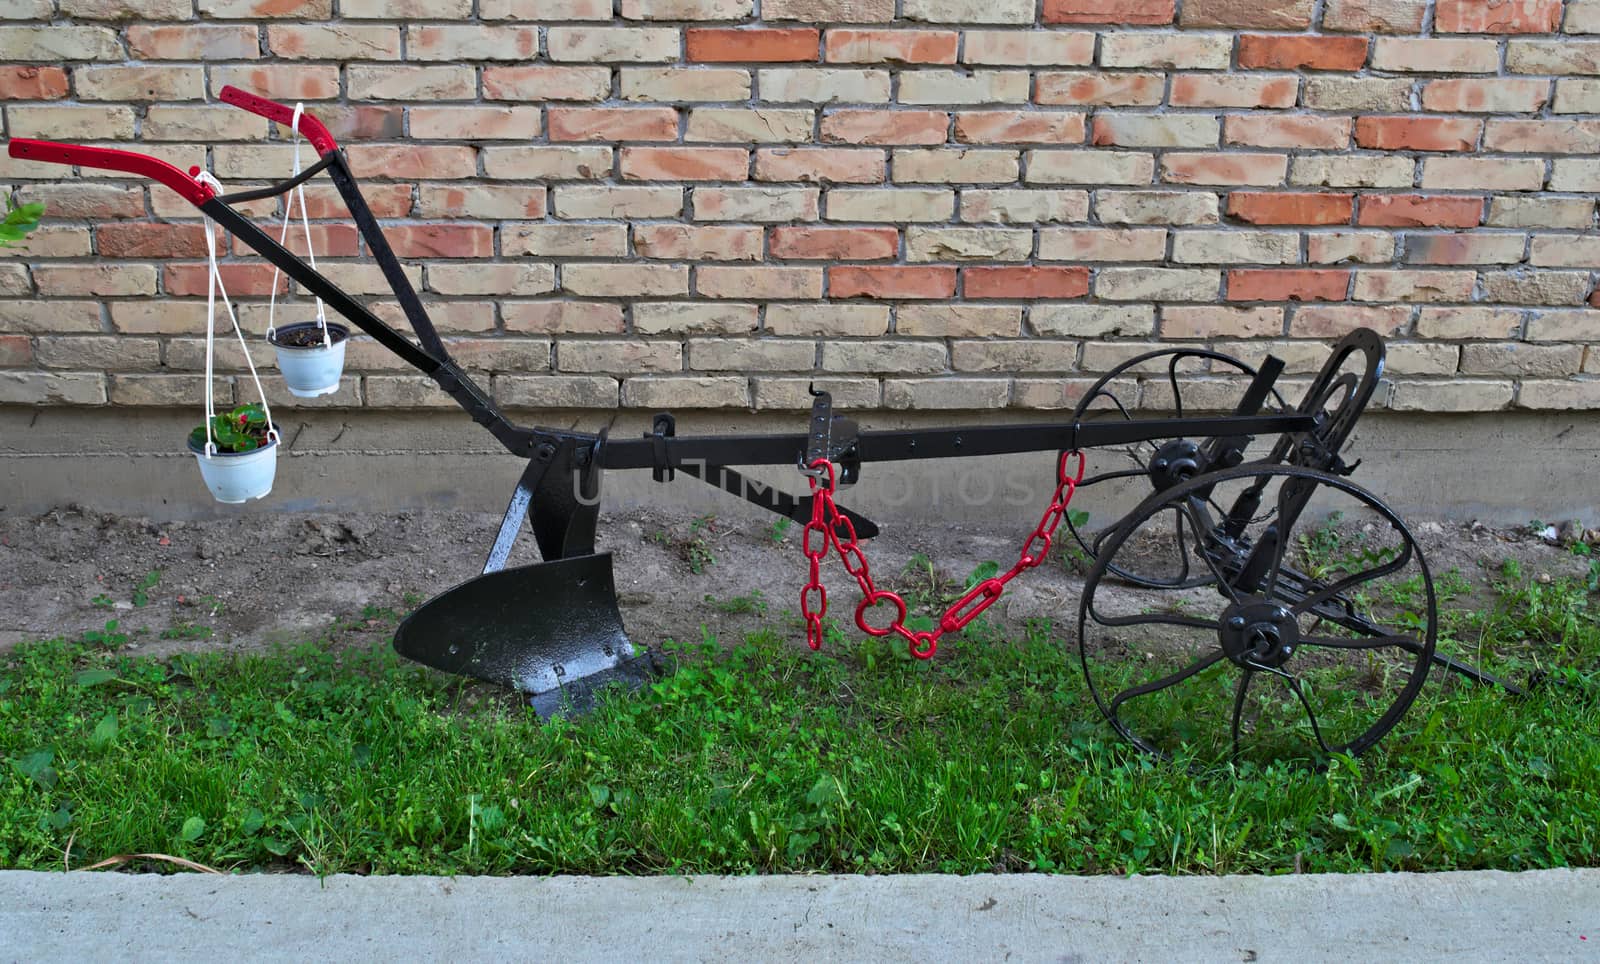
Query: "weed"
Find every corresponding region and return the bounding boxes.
[159,623,214,641]
[649,515,720,574]
[131,570,161,609]
[767,517,792,545]
[705,589,768,616]
[89,594,113,610]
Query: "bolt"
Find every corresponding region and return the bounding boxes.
[1153,458,1169,472]
[1227,615,1247,630]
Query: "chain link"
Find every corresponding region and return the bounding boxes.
[799,450,1084,660]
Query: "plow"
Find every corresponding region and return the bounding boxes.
[9,90,1521,763]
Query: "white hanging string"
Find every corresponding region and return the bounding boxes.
[266,102,330,348]
[197,169,278,457]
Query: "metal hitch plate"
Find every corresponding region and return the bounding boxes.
[393,552,654,717]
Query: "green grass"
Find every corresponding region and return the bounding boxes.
[2,569,1597,878]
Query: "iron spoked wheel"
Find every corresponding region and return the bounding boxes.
[1077,464,1437,765]
[1066,348,1292,590]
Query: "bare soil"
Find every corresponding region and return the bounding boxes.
[0,500,1592,662]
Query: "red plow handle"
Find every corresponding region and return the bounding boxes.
[6,139,215,205]
[218,85,339,155]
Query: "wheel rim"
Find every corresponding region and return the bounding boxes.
[1077,464,1437,764]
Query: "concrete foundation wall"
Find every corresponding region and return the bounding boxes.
[2,406,1595,527]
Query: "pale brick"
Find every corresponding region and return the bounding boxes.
[1384,343,1461,376]
[34,265,156,298]
[560,340,682,374]
[13,183,143,220]
[959,189,1089,224]
[754,377,881,409]
[1549,159,1600,191]
[1371,38,1500,73]
[634,302,759,334]
[755,147,885,184]
[897,305,1022,336]
[495,375,619,410]
[892,148,1019,184]
[1405,234,1528,265]
[1091,114,1221,148]
[903,0,1034,23]
[695,187,820,221]
[340,0,466,16]
[503,302,625,334]
[1162,306,1282,339]
[1096,191,1220,225]
[426,264,555,297]
[906,227,1031,261]
[1172,230,1299,265]
[688,338,815,371]
[1171,75,1300,110]
[73,66,204,102]
[1303,78,1413,112]
[0,26,122,61]
[952,340,1078,372]
[686,108,814,143]
[825,187,954,222]
[897,70,1030,104]
[954,110,1086,144]
[1307,232,1397,264]
[1290,156,1415,189]
[1525,310,1599,341]
[1323,0,1428,33]
[1421,157,1546,192]
[635,225,764,261]
[33,336,160,371]
[883,378,1009,409]
[1517,379,1600,410]
[759,68,891,103]
[142,105,268,142]
[0,372,106,406]
[762,0,892,21]
[961,30,1094,66]
[1025,151,1155,186]
[1554,79,1600,112]
[1389,379,1513,412]
[441,339,552,374]
[822,341,947,373]
[60,0,192,20]
[698,265,823,299]
[1530,234,1600,267]
[1482,270,1591,305]
[553,185,684,219]
[365,375,462,409]
[1031,304,1155,337]
[563,264,690,297]
[1039,227,1168,261]
[765,303,889,336]
[483,67,611,102]
[482,146,613,180]
[621,0,753,18]
[4,106,133,141]
[269,24,402,60]
[411,107,542,141]
[418,184,547,219]
[1506,39,1600,74]
[1416,306,1525,339]
[504,224,628,258]
[1352,270,1477,303]
[1287,304,1409,338]
[548,27,680,63]
[622,376,750,409]
[209,65,340,101]
[127,24,259,60]
[1160,153,1289,187]
[621,68,751,103]
[349,65,475,101]
[1096,268,1221,301]
[1100,32,1232,69]
[1461,343,1584,377]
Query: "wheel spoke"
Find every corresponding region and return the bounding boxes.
[1301,633,1423,654]
[1180,498,1241,604]
[1231,670,1253,760]
[1085,605,1221,632]
[1107,649,1227,716]
[1281,673,1334,755]
[1287,546,1414,616]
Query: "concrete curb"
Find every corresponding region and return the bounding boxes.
[2,868,1595,961]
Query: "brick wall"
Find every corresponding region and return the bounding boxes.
[1,0,1598,415]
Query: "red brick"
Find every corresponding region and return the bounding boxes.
[1227,269,1350,302]
[1354,116,1481,152]
[548,107,679,142]
[829,265,956,299]
[0,66,69,100]
[305,183,414,218]
[95,223,206,258]
[0,335,31,367]
[755,148,884,184]
[1042,0,1173,23]
[1227,192,1354,225]
[1237,34,1369,71]
[385,225,494,259]
[274,224,360,258]
[1036,72,1165,106]
[1358,195,1485,228]
[821,110,949,145]
[686,27,819,63]
[1181,0,1314,27]
[954,111,1085,144]
[162,264,288,297]
[620,147,748,181]
[771,226,899,260]
[1436,0,1561,33]
[1169,76,1299,109]
[964,266,1090,299]
[824,28,957,64]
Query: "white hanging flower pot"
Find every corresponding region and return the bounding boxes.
[269,320,348,397]
[187,403,280,504]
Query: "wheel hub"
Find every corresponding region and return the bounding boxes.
[1219,599,1300,669]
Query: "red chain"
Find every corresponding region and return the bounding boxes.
[800,450,1085,660]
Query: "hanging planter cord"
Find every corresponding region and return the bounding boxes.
[266,102,330,349]
[197,169,278,457]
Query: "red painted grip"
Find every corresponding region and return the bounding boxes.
[218,85,338,155]
[5,139,213,206]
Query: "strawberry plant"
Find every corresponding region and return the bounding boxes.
[188,402,272,453]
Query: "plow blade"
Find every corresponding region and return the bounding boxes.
[393,552,655,717]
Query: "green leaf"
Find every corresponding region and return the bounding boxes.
[588,784,611,808]
[239,808,265,836]
[261,836,290,856]
[12,750,57,789]
[14,202,45,220]
[74,668,117,688]
[180,816,206,842]
[89,713,118,749]
[965,560,1000,589]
